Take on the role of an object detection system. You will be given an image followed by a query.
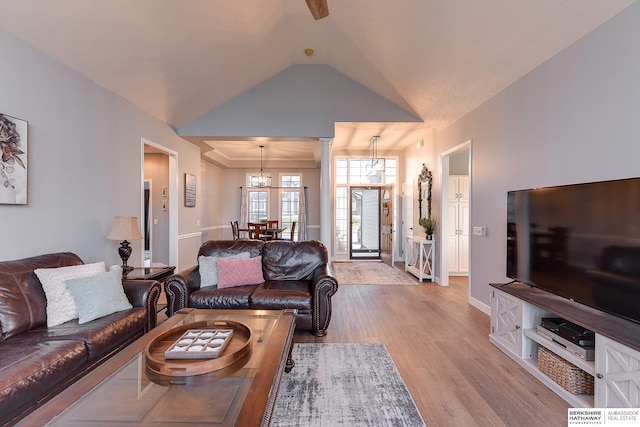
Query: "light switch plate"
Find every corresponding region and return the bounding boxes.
[473,226,487,236]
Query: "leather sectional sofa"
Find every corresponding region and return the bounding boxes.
[0,252,161,426]
[165,240,338,337]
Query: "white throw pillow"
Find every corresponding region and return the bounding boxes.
[66,265,133,324]
[198,252,250,288]
[35,262,106,327]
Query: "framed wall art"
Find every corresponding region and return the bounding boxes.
[184,173,196,207]
[0,113,28,205]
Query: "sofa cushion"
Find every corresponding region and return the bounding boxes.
[250,280,312,311]
[66,266,133,324]
[198,251,250,288]
[35,262,106,327]
[0,252,84,339]
[198,240,263,259]
[189,285,257,309]
[0,339,87,421]
[263,240,327,281]
[22,308,146,361]
[217,256,265,289]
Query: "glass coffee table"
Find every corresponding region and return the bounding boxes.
[18,309,296,427]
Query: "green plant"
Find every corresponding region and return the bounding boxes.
[419,216,438,236]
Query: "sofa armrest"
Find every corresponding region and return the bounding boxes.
[164,265,200,317]
[122,279,161,332]
[310,263,339,336]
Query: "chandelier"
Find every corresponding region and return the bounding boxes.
[257,145,271,187]
[367,136,384,177]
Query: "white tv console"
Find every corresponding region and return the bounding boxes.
[489,282,640,408]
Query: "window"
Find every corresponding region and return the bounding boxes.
[280,175,301,240]
[248,190,268,223]
[335,187,348,251]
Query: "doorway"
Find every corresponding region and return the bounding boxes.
[350,187,380,259]
[141,138,178,268]
[440,140,471,289]
[144,180,152,265]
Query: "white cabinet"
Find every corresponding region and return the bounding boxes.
[489,285,640,408]
[447,175,469,274]
[490,289,522,357]
[595,334,640,408]
[448,175,469,203]
[490,288,549,360]
[404,236,435,282]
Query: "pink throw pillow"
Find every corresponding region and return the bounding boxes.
[217,256,265,288]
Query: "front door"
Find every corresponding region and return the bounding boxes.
[350,187,380,259]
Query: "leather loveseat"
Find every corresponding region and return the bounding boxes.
[165,240,338,337]
[0,252,161,426]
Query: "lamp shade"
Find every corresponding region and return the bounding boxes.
[107,216,143,241]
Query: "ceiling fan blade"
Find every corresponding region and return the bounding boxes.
[305,0,329,20]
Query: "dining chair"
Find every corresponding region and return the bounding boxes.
[247,222,267,240]
[275,221,296,241]
[289,221,296,241]
[263,220,280,240]
[230,220,240,240]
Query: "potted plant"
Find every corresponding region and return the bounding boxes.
[419,216,438,240]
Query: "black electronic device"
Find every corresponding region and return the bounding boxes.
[506,177,640,325]
[540,318,595,347]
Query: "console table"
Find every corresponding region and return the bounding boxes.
[404,236,435,282]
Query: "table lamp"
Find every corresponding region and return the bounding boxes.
[107,216,143,273]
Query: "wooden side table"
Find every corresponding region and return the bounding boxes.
[123,266,176,317]
[123,266,176,282]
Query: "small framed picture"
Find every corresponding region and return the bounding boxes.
[162,186,167,197]
[184,173,196,207]
[162,199,167,211]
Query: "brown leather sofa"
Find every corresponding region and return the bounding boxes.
[0,252,161,426]
[165,240,338,337]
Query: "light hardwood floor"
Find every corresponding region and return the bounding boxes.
[294,269,570,427]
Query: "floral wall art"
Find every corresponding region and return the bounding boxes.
[0,114,27,205]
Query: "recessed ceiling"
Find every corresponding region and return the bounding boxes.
[0,0,635,161]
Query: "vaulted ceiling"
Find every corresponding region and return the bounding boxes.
[0,0,635,160]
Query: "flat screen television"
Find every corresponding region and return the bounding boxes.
[507,177,640,324]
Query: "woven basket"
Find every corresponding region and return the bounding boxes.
[537,347,594,395]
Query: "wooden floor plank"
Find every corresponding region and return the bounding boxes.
[294,270,570,427]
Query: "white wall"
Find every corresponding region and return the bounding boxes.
[436,3,640,309]
[0,29,201,269]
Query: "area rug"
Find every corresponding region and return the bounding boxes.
[332,261,418,285]
[272,343,426,427]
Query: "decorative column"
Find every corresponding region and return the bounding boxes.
[320,138,332,249]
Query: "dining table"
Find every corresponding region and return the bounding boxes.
[263,227,286,240]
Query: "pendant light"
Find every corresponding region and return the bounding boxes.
[257,145,271,187]
[367,136,384,177]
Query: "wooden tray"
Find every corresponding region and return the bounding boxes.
[164,328,234,359]
[145,320,252,377]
